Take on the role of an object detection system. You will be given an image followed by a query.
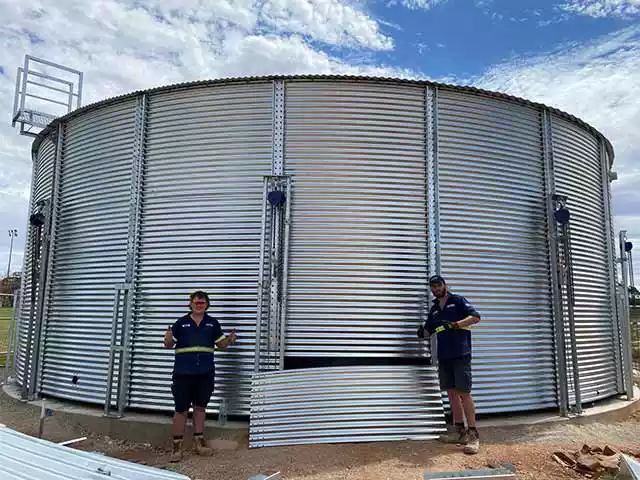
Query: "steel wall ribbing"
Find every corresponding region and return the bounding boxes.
[130,84,273,414]
[284,81,429,358]
[249,366,446,447]
[41,101,136,403]
[15,138,56,386]
[21,78,620,416]
[437,90,557,413]
[551,115,618,402]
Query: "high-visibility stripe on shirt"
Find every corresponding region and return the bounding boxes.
[174,335,227,354]
[175,346,216,354]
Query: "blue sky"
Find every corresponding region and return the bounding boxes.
[0,0,638,280]
[372,0,627,76]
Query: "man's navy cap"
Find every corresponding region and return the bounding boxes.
[429,275,446,285]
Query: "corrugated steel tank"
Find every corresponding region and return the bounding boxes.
[15,76,623,417]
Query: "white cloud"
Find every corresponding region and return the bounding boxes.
[387,0,448,11]
[560,0,640,18]
[472,24,640,279]
[259,0,393,50]
[0,0,411,275]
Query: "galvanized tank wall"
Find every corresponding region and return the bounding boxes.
[437,91,556,413]
[551,116,619,402]
[130,84,273,414]
[41,101,137,403]
[15,137,56,387]
[19,77,621,416]
[284,80,429,358]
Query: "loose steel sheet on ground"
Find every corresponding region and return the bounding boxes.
[250,365,446,448]
[0,425,190,480]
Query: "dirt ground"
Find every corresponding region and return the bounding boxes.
[1,392,640,480]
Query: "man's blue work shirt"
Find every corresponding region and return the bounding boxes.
[171,314,225,375]
[425,293,480,362]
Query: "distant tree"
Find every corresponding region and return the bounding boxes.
[629,286,640,308]
[0,273,21,307]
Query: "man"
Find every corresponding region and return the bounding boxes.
[163,290,237,462]
[417,275,481,455]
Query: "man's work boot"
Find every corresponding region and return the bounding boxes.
[438,424,468,444]
[194,434,213,456]
[169,438,183,463]
[463,428,480,455]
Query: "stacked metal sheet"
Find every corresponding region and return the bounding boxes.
[0,425,189,480]
[249,365,446,448]
[620,454,640,480]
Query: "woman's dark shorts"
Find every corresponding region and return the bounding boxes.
[171,372,215,413]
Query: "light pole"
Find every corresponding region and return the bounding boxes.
[7,229,18,278]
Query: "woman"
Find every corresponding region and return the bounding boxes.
[163,290,237,462]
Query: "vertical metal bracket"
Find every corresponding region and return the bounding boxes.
[618,230,635,400]
[20,154,39,398]
[425,86,440,278]
[29,123,64,400]
[254,79,290,373]
[425,86,439,364]
[553,194,582,414]
[125,94,147,284]
[24,123,63,401]
[254,176,291,373]
[600,140,623,393]
[255,179,269,373]
[279,176,292,371]
[16,154,36,389]
[272,80,285,176]
[542,110,569,417]
[104,284,132,417]
[106,93,148,417]
[23,198,51,400]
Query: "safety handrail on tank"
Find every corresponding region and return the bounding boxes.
[11,55,83,137]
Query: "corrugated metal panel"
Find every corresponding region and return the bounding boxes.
[284,80,429,357]
[619,454,640,479]
[21,79,621,419]
[551,115,617,402]
[249,366,446,447]
[437,90,556,413]
[16,138,56,386]
[0,426,189,480]
[41,101,136,403]
[32,75,615,164]
[131,84,273,415]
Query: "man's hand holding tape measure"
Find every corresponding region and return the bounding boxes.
[417,320,461,339]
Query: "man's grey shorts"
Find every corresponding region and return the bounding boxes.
[438,355,472,393]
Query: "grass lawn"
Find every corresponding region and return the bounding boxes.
[0,307,12,367]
